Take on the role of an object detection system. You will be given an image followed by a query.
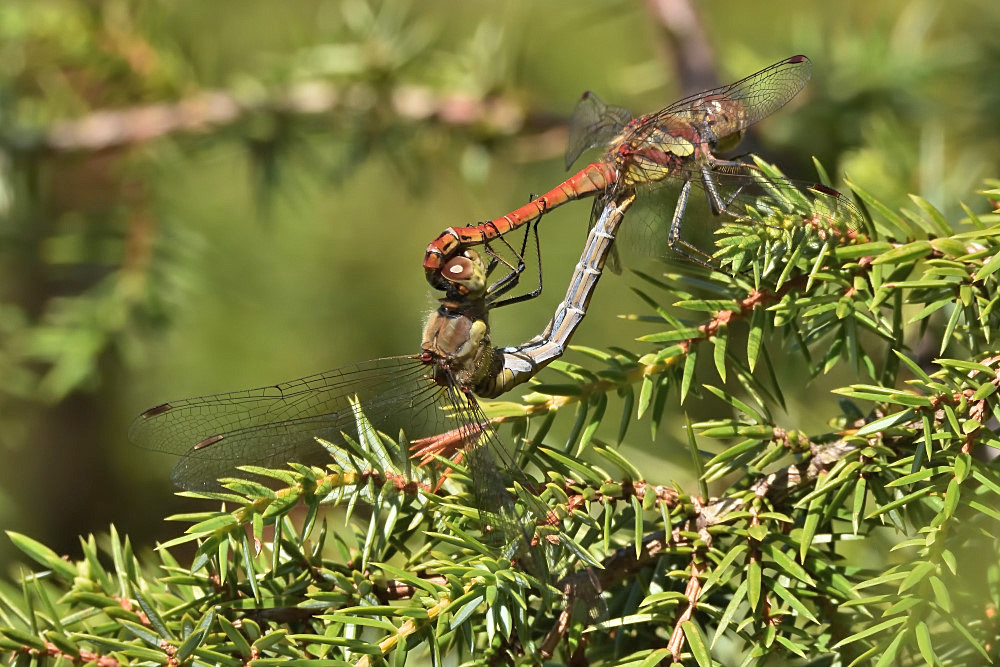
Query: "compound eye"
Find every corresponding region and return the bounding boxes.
[439,251,486,296]
[442,256,474,281]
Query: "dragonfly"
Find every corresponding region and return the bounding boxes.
[131,250,542,563]
[131,197,634,585]
[423,54,861,290]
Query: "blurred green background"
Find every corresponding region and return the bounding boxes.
[1,0,998,564]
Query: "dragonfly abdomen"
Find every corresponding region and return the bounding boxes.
[422,162,617,288]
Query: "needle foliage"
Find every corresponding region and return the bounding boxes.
[4,174,1000,665]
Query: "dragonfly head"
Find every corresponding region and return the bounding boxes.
[695,96,748,153]
[437,250,488,299]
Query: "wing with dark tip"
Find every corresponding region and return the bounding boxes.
[657,54,812,131]
[612,161,863,270]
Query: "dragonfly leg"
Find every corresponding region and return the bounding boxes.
[700,162,743,214]
[701,161,785,233]
[665,174,736,273]
[709,155,759,169]
[666,177,692,248]
[483,216,533,296]
[438,220,536,305]
[487,220,544,309]
[484,188,550,308]
[481,239,525,297]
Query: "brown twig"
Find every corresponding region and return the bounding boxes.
[26,81,556,154]
[538,431,864,655]
[667,554,707,661]
[643,0,719,95]
[10,642,122,667]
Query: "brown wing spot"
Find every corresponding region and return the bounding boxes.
[811,183,840,197]
[194,434,225,450]
[140,403,173,418]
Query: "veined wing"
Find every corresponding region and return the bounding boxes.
[132,353,562,572]
[409,377,605,612]
[130,356,455,491]
[565,91,633,170]
[685,161,861,232]
[417,376,553,565]
[601,161,863,270]
[656,54,812,130]
[565,56,812,172]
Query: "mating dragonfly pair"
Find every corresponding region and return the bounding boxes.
[131,55,862,588]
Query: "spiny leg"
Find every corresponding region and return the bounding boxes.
[488,220,544,309]
[664,176,724,271]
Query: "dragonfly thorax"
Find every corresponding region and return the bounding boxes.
[616,116,698,186]
[421,249,504,393]
[421,303,503,393]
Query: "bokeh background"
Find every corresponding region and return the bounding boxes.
[1,0,998,565]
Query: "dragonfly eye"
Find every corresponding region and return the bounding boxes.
[440,251,486,296]
[443,256,474,280]
[715,128,746,153]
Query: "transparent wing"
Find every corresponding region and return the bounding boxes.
[566,56,812,170]
[655,54,812,129]
[423,382,554,577]
[601,161,863,270]
[565,91,633,170]
[131,352,558,580]
[130,356,454,490]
